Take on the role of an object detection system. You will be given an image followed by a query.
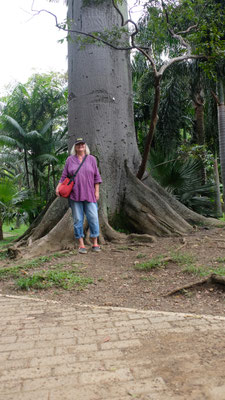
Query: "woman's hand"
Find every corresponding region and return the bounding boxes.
[56,183,61,197]
[95,189,99,201]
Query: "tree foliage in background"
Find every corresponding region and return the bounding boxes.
[130,0,224,213]
[0,72,68,223]
[149,147,217,217]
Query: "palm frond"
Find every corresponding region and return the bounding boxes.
[0,181,16,203]
[5,116,25,137]
[149,148,216,216]
[40,119,54,135]
[27,131,43,140]
[0,135,19,147]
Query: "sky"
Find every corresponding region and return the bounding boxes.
[0,0,143,96]
[0,0,68,95]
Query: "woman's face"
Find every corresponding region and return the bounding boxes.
[75,143,86,153]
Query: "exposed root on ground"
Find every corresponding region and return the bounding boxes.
[126,233,156,243]
[165,274,225,296]
[25,197,69,244]
[125,167,193,236]
[21,209,75,259]
[143,173,222,228]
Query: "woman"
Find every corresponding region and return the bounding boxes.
[56,138,102,254]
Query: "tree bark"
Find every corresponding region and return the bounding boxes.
[193,91,206,184]
[194,92,205,146]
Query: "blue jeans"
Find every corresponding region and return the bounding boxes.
[69,200,100,239]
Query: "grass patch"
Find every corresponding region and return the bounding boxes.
[0,236,18,249]
[0,265,21,279]
[170,252,225,277]
[136,253,146,259]
[170,252,196,266]
[16,270,93,291]
[0,252,92,291]
[213,266,225,276]
[0,254,83,279]
[182,264,225,277]
[134,255,166,271]
[169,251,203,275]
[182,264,209,276]
[216,257,225,263]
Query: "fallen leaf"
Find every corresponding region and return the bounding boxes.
[21,270,28,275]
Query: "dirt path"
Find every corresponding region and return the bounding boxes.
[0,226,224,317]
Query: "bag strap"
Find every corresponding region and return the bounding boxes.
[69,155,88,181]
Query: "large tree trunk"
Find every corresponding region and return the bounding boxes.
[67,0,140,216]
[12,0,221,258]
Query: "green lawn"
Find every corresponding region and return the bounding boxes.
[0,224,28,249]
[3,223,28,236]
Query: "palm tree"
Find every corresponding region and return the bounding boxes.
[0,115,68,196]
[149,149,216,217]
[0,116,43,189]
[0,73,68,197]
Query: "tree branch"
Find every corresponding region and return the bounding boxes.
[31,0,145,52]
[161,0,192,52]
[159,54,208,76]
[168,28,190,50]
[176,25,198,35]
[111,0,157,71]
[135,47,158,76]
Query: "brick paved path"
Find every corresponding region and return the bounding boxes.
[0,294,225,400]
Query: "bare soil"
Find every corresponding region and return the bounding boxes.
[0,226,225,317]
